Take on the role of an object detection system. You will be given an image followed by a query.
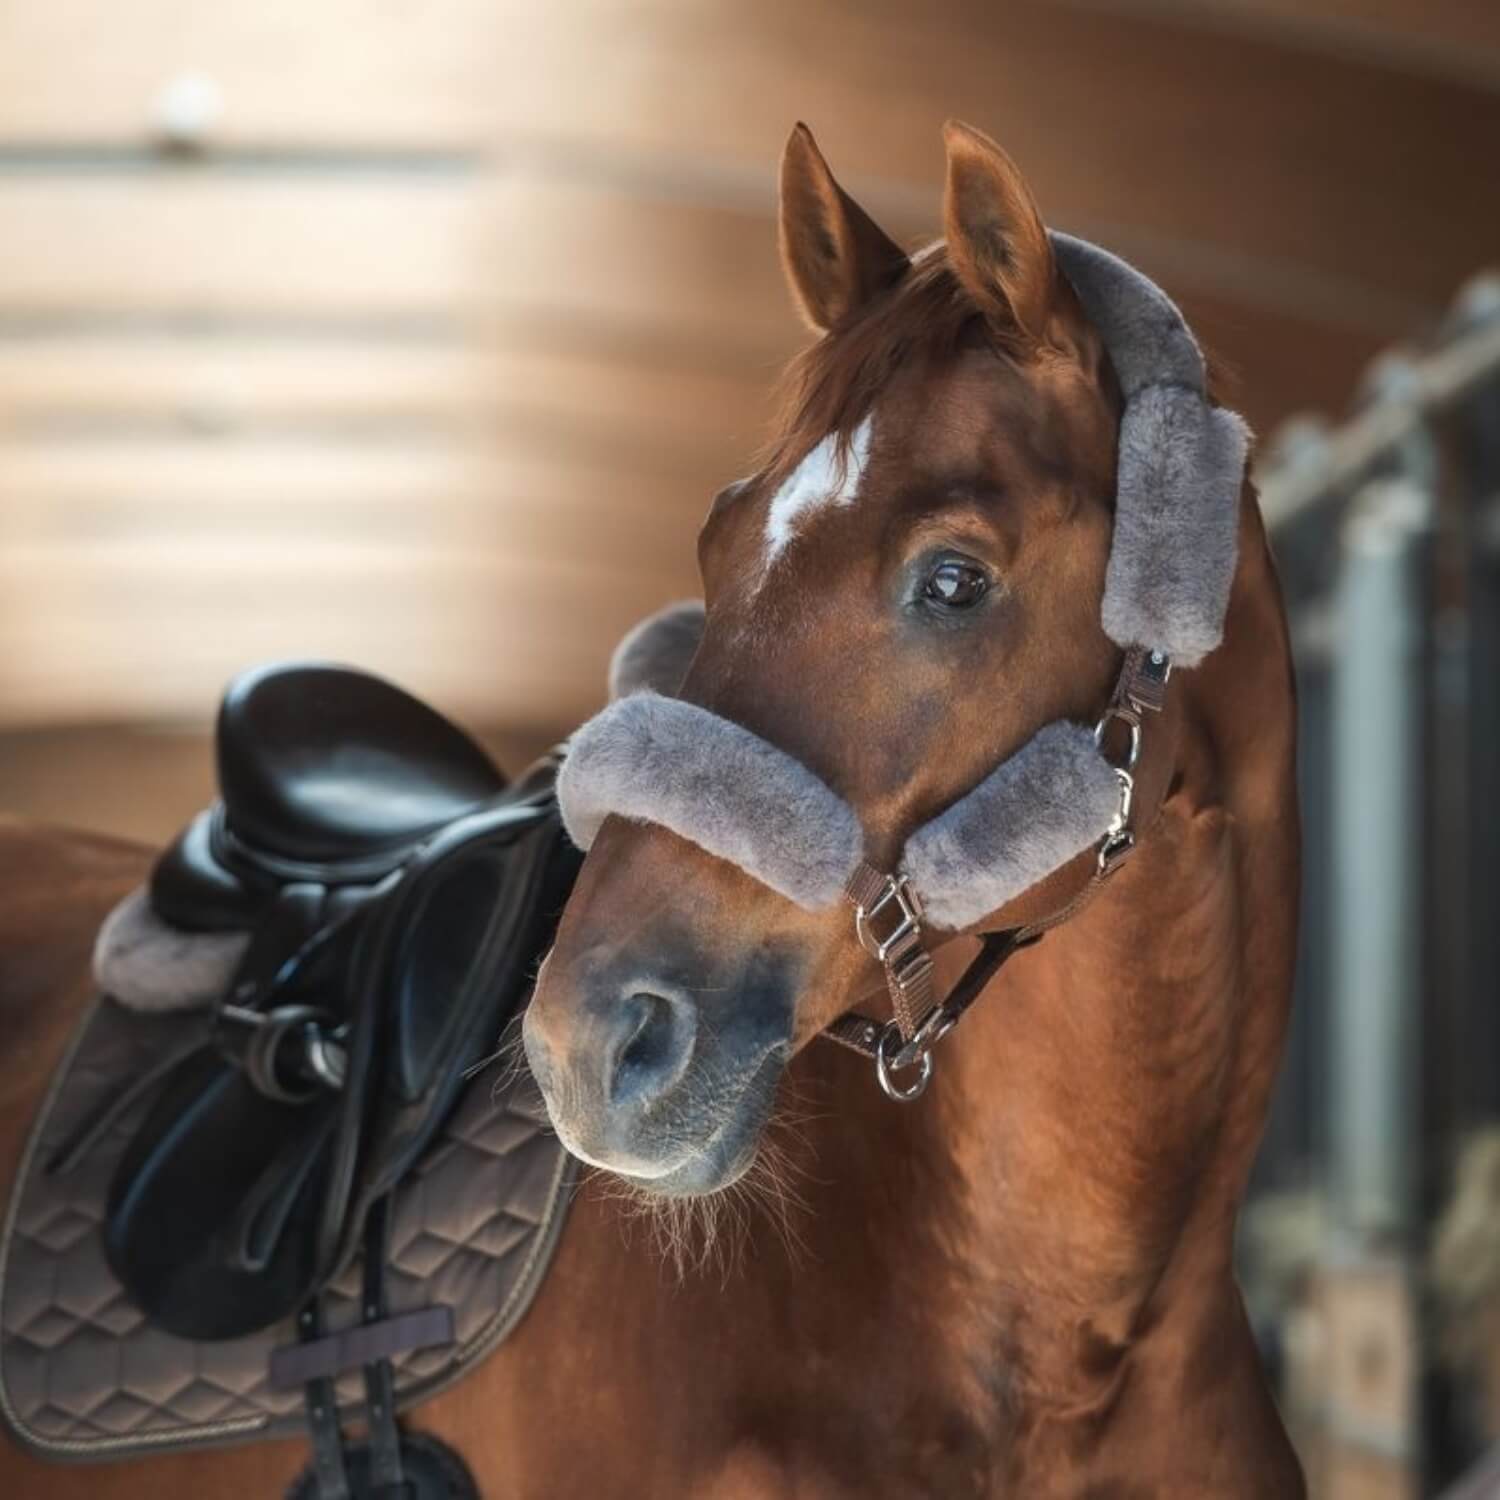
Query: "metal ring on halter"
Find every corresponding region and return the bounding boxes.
[1093,710,1142,772]
[885,1003,959,1072]
[876,1020,934,1102]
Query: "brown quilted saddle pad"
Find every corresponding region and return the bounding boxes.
[0,993,573,1462]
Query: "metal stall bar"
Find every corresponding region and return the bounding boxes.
[1263,305,1500,533]
[1256,271,1500,1494]
[1329,478,1431,1239]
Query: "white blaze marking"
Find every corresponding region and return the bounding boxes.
[762,415,873,565]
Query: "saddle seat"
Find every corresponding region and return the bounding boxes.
[152,663,515,932]
[102,660,580,1343]
[217,661,509,871]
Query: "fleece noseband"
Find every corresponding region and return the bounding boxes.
[559,233,1248,1101]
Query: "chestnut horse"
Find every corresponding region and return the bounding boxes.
[0,122,1302,1496]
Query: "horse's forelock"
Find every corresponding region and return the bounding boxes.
[758,246,1012,493]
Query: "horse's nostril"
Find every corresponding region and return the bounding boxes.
[619,995,668,1074]
[608,990,694,1107]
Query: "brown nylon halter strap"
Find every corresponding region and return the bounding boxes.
[824,645,1175,1081]
[843,861,935,1040]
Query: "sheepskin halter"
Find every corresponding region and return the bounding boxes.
[559,233,1248,1101]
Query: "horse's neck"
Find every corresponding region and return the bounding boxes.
[938,799,1296,1491]
[776,505,1303,1493]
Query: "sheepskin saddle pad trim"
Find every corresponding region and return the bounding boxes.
[557,235,1243,930]
[93,886,250,1015]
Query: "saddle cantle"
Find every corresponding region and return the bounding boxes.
[101,662,581,1343]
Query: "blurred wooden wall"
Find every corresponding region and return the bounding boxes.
[1,0,1498,838]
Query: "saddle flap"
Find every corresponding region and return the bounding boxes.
[379,803,563,1103]
[313,804,581,1280]
[103,1046,338,1341]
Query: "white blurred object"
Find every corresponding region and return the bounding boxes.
[151,70,223,150]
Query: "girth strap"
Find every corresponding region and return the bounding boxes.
[360,1198,411,1500]
[288,1199,428,1500]
[299,1299,351,1500]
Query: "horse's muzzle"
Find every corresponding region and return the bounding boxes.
[523,946,795,1194]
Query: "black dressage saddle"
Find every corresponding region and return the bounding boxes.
[102,662,580,1344]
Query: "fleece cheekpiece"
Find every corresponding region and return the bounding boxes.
[558,232,1249,931]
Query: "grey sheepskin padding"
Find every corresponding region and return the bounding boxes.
[560,690,1119,930]
[1052,231,1247,666]
[901,722,1121,930]
[1102,392,1248,666]
[93,886,247,1013]
[1051,233,1208,397]
[558,690,863,910]
[608,599,706,700]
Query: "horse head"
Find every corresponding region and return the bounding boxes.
[521,120,1225,1194]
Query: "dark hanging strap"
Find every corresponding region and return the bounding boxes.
[822,929,1036,1062]
[299,1297,351,1500]
[360,1196,412,1500]
[287,1199,436,1499]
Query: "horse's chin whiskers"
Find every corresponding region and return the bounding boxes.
[580,1082,819,1285]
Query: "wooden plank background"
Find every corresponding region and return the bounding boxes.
[0,0,1497,747]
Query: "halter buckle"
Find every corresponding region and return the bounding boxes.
[853,873,924,964]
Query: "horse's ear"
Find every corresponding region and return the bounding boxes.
[942,120,1055,343]
[778,122,910,334]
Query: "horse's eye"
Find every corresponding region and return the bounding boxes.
[922,559,989,610]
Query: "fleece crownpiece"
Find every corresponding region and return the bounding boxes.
[558,233,1248,930]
